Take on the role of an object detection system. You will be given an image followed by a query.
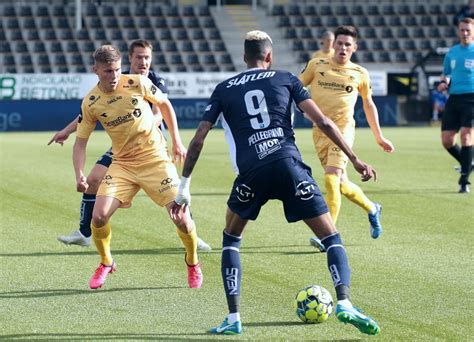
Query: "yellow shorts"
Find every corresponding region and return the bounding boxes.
[313,126,355,169]
[97,158,180,208]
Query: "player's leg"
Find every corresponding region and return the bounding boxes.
[210,207,247,335]
[304,215,379,335]
[324,166,343,222]
[57,149,112,246]
[339,171,382,239]
[89,195,121,289]
[459,126,472,193]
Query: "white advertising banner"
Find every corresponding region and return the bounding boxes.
[0,71,387,99]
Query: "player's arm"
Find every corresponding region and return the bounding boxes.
[298,99,376,181]
[298,59,315,87]
[151,104,163,126]
[47,115,79,146]
[73,137,89,193]
[438,53,451,92]
[159,99,186,165]
[362,95,395,153]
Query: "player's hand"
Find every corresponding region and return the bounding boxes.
[172,141,187,167]
[48,130,70,146]
[377,136,395,153]
[437,82,448,92]
[351,158,377,182]
[76,175,89,193]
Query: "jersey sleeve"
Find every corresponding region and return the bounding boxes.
[290,73,311,104]
[299,59,316,86]
[76,102,96,139]
[141,75,167,105]
[149,70,169,94]
[201,86,223,125]
[358,68,373,99]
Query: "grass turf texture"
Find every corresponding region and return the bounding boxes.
[0,127,472,340]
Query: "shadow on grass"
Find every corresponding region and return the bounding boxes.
[0,333,212,341]
[0,286,184,299]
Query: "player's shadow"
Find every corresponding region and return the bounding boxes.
[0,286,184,299]
[0,333,211,341]
[0,248,186,258]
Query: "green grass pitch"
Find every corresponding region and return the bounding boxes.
[0,127,472,340]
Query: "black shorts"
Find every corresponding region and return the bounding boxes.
[95,148,113,167]
[442,93,474,131]
[227,157,328,223]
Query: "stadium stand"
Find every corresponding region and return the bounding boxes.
[0,0,465,73]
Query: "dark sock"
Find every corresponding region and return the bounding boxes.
[79,193,96,238]
[460,146,472,184]
[447,145,462,163]
[321,233,351,301]
[221,230,242,313]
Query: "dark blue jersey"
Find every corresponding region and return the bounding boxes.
[202,68,311,175]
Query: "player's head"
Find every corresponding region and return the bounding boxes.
[321,31,335,51]
[244,30,273,69]
[92,45,122,93]
[332,26,358,65]
[458,18,474,46]
[129,39,153,75]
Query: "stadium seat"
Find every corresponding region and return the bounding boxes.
[66,41,79,53]
[444,27,457,38]
[341,17,355,26]
[373,17,387,27]
[15,41,28,54]
[3,5,16,17]
[209,28,222,40]
[297,52,310,63]
[76,29,90,40]
[413,4,427,15]
[306,40,319,52]
[292,40,304,51]
[94,29,107,41]
[33,41,46,53]
[397,4,411,15]
[143,29,156,41]
[363,27,377,39]
[58,65,69,73]
[150,5,163,17]
[389,17,402,27]
[404,40,417,51]
[437,16,449,27]
[19,6,32,17]
[85,4,98,16]
[300,28,313,39]
[435,39,447,48]
[186,17,200,28]
[70,54,84,66]
[186,53,199,65]
[167,6,180,17]
[88,17,103,29]
[304,5,317,16]
[40,65,52,73]
[39,18,53,29]
[277,16,291,27]
[170,17,184,28]
[191,64,204,72]
[395,51,408,63]
[56,18,70,29]
[429,4,442,15]
[127,30,140,40]
[202,54,216,65]
[27,30,41,41]
[4,54,16,67]
[326,16,339,27]
[137,17,152,28]
[197,41,210,52]
[10,30,24,41]
[396,27,410,38]
[213,41,226,52]
[429,27,441,38]
[166,41,178,52]
[192,29,205,40]
[74,65,87,73]
[202,17,216,28]
[444,4,457,15]
[170,54,183,65]
[388,40,401,51]
[357,17,370,27]
[36,6,50,17]
[180,40,194,52]
[22,66,35,73]
[404,16,418,27]
[121,17,136,29]
[182,6,196,17]
[270,5,285,16]
[320,5,333,16]
[52,5,66,17]
[372,40,385,51]
[220,53,233,65]
[20,54,33,66]
[0,42,12,53]
[378,51,391,63]
[363,52,375,63]
[118,6,131,17]
[23,18,37,29]
[381,28,394,39]
[412,27,426,39]
[153,54,167,66]
[110,30,123,40]
[420,16,434,26]
[367,5,380,15]
[175,28,189,40]
[82,41,95,53]
[105,17,119,28]
[49,41,63,53]
[351,5,364,16]
[155,17,168,29]
[335,5,349,16]
[101,5,115,17]
[356,40,367,51]
[419,40,433,51]
[309,17,323,27]
[7,18,20,29]
[287,5,301,16]
[382,5,395,15]
[205,64,220,72]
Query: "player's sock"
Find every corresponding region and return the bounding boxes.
[321,233,351,300]
[79,193,95,238]
[222,230,242,314]
[340,181,375,213]
[91,222,113,266]
[460,146,472,183]
[176,227,198,265]
[227,312,241,324]
[324,174,341,223]
[447,145,462,163]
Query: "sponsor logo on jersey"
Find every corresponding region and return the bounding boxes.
[150,85,157,94]
[105,113,134,127]
[132,108,142,118]
[255,138,282,159]
[465,59,474,69]
[159,177,178,193]
[236,184,254,202]
[226,71,276,88]
[131,98,138,105]
[88,95,101,107]
[248,127,284,145]
[103,174,115,186]
[317,80,346,91]
[100,112,108,118]
[107,96,122,104]
[295,181,316,200]
[345,85,353,93]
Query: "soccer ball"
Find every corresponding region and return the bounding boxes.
[294,285,334,324]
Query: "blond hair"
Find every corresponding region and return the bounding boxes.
[245,30,273,44]
[93,45,121,64]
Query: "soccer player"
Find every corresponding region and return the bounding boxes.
[299,26,394,251]
[312,30,335,59]
[172,30,380,336]
[74,44,203,289]
[438,17,474,193]
[50,39,211,251]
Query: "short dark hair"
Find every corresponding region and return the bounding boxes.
[244,30,273,62]
[334,26,359,41]
[129,39,153,56]
[93,45,121,64]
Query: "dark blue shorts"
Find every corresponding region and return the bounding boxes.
[227,157,328,222]
[95,148,113,167]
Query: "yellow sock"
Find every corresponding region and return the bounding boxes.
[324,174,341,223]
[176,227,198,265]
[340,181,375,213]
[91,222,113,266]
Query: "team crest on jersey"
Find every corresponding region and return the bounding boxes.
[128,79,134,85]
[345,86,353,93]
[89,95,95,101]
[131,98,138,105]
[132,109,142,118]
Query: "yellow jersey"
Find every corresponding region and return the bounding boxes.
[78,74,168,164]
[299,57,372,128]
[312,48,335,59]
